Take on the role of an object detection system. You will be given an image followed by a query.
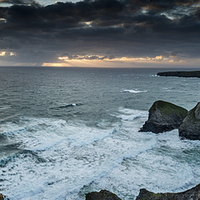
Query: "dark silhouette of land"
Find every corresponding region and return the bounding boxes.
[157,71,200,78]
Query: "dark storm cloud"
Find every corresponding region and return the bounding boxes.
[2,0,125,28]
[0,0,28,4]
[0,0,200,64]
[0,0,41,6]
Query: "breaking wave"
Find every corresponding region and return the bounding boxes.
[0,108,200,200]
[123,89,147,94]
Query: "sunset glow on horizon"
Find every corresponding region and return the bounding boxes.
[58,54,185,63]
[54,54,196,68]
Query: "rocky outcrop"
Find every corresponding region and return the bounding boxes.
[86,184,200,200]
[86,190,122,200]
[157,71,200,78]
[179,102,200,140]
[136,184,200,200]
[140,100,188,133]
[0,193,7,200]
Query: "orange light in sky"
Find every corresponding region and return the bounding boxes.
[42,63,71,67]
[58,54,185,64]
[0,51,6,56]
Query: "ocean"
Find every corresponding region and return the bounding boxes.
[0,67,200,200]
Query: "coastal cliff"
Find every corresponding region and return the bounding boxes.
[86,184,200,200]
[157,71,200,78]
[136,184,200,200]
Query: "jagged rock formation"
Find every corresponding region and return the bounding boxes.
[136,184,200,200]
[85,190,122,200]
[179,102,200,140]
[157,71,200,78]
[139,100,188,133]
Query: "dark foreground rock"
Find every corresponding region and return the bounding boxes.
[0,193,7,200]
[140,100,188,133]
[86,190,122,200]
[179,102,200,140]
[157,71,200,78]
[136,184,200,200]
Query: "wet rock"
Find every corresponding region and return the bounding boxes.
[140,100,188,133]
[86,190,122,200]
[136,184,200,200]
[179,102,200,140]
[0,193,7,200]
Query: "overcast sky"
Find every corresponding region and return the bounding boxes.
[0,0,200,67]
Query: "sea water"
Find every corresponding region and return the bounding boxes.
[0,67,200,200]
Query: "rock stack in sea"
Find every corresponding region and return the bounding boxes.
[179,102,200,140]
[85,100,200,200]
[139,100,188,133]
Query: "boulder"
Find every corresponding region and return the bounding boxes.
[0,193,7,200]
[136,183,200,200]
[179,102,200,140]
[140,100,188,133]
[85,190,122,200]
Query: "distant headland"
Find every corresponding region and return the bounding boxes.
[157,71,200,78]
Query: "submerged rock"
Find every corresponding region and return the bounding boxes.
[179,102,200,140]
[136,184,200,200]
[140,100,188,133]
[85,190,122,200]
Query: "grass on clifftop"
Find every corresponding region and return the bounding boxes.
[150,100,188,118]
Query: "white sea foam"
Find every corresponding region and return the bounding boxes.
[1,111,200,200]
[123,89,147,94]
[115,107,148,123]
[1,66,200,200]
[0,117,114,151]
